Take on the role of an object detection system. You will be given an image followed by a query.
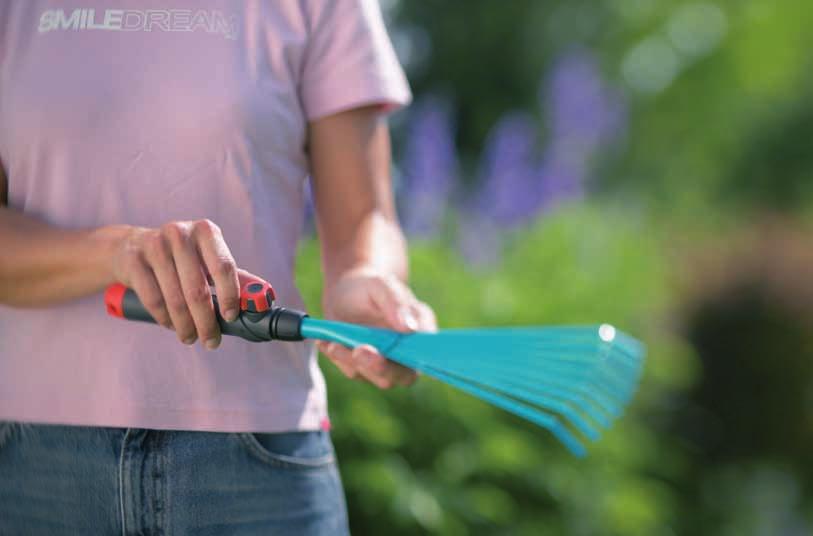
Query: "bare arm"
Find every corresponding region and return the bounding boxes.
[0,162,125,307]
[308,106,436,388]
[309,106,408,288]
[0,207,128,307]
[0,163,249,350]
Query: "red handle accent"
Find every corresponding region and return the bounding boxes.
[240,280,276,313]
[104,283,127,318]
[106,280,277,315]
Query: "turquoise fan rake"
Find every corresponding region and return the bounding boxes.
[105,281,646,457]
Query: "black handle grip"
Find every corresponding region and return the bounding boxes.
[105,283,307,342]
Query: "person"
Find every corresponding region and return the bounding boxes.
[0,1,436,533]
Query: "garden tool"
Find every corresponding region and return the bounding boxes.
[104,280,645,457]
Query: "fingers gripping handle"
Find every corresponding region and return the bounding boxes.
[104,283,307,342]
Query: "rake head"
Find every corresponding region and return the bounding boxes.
[301,319,645,457]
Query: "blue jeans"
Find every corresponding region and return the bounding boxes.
[0,422,349,535]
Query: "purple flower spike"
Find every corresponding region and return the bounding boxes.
[545,48,614,144]
[471,112,541,228]
[400,96,458,238]
[536,48,628,210]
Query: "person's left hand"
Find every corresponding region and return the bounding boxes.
[316,267,437,389]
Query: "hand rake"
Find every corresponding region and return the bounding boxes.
[105,281,645,457]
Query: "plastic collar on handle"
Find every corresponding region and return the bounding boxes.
[105,283,127,318]
[240,280,276,313]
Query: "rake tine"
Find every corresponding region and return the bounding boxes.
[398,348,619,418]
[416,363,604,440]
[413,353,637,404]
[428,360,619,424]
[499,373,621,419]
[390,346,635,414]
[417,365,588,457]
[399,333,641,377]
[395,336,637,387]
[473,370,616,426]
[423,345,636,421]
[430,326,644,367]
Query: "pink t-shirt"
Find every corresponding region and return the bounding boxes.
[0,1,410,432]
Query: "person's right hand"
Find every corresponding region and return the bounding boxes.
[111,218,253,350]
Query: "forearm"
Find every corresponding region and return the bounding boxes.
[0,207,127,307]
[308,105,408,290]
[319,209,408,288]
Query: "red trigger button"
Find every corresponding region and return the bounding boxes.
[240,280,276,313]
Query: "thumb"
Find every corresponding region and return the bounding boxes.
[236,269,268,287]
[367,277,417,332]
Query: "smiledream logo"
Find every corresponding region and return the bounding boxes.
[38,8,238,40]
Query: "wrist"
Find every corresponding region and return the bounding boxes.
[323,263,402,295]
[91,224,136,285]
[320,220,409,290]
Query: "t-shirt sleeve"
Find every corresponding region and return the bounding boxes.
[300,0,412,121]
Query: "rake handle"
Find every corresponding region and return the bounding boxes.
[104,283,307,342]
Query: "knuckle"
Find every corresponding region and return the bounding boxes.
[164,291,187,313]
[212,258,236,280]
[327,344,347,359]
[219,297,238,312]
[122,238,143,259]
[351,348,369,365]
[358,349,377,363]
[142,293,166,312]
[144,233,168,259]
[371,274,391,290]
[161,222,188,245]
[123,241,145,263]
[186,284,211,305]
[194,219,220,239]
[377,378,393,389]
[331,351,350,365]
[374,360,392,376]
[123,252,143,272]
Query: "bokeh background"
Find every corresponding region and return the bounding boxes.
[298,1,813,534]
